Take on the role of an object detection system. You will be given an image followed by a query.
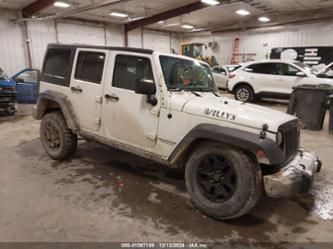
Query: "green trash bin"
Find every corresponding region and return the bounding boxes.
[287,84,333,130]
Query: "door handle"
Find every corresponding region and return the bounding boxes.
[105,94,119,102]
[70,86,83,93]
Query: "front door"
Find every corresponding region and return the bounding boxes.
[272,63,308,94]
[14,69,39,103]
[102,52,159,148]
[69,48,108,132]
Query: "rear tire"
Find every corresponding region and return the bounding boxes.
[185,142,262,220]
[234,84,254,102]
[40,111,77,160]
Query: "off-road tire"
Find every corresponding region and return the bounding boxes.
[40,111,77,160]
[234,84,254,102]
[185,142,262,220]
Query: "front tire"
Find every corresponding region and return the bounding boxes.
[40,112,78,160]
[185,142,262,220]
[234,84,254,102]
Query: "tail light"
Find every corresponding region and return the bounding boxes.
[228,73,236,79]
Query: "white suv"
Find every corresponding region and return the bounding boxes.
[228,59,333,102]
[33,45,321,219]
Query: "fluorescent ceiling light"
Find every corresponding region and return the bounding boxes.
[165,23,180,27]
[157,21,164,24]
[54,1,70,8]
[235,9,250,16]
[182,24,194,29]
[201,0,220,5]
[110,12,128,18]
[129,16,144,21]
[258,16,271,22]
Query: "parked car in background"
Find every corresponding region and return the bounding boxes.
[212,64,241,89]
[12,68,40,103]
[212,66,228,89]
[0,67,17,115]
[227,59,333,102]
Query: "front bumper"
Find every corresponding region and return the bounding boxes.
[263,150,321,198]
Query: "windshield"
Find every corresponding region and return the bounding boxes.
[160,56,216,92]
[320,64,333,77]
[293,61,318,74]
[0,68,8,80]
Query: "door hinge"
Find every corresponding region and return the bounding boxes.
[95,96,103,104]
[150,109,160,117]
[147,133,157,141]
[93,118,101,126]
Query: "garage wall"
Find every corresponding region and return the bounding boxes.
[181,21,333,65]
[0,9,179,75]
[0,10,27,76]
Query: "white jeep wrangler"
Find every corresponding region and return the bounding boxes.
[33,44,321,219]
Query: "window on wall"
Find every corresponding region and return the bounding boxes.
[113,55,154,91]
[74,51,105,84]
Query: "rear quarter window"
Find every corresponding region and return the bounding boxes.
[41,47,75,87]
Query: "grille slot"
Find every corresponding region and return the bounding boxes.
[279,120,300,161]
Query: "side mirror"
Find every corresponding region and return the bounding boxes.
[135,79,157,106]
[135,79,156,95]
[296,72,306,77]
[15,78,24,83]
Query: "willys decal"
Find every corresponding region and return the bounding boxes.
[204,108,236,121]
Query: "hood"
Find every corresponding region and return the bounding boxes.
[170,92,296,132]
[0,78,16,87]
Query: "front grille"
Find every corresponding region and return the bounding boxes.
[0,87,16,99]
[279,120,300,161]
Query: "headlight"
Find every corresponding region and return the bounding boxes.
[276,131,283,147]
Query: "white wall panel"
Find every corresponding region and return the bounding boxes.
[105,24,124,47]
[143,30,171,53]
[182,21,333,65]
[0,10,26,76]
[56,22,105,46]
[128,29,142,48]
[27,21,57,70]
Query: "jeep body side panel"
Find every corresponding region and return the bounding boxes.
[33,90,79,132]
[168,124,285,165]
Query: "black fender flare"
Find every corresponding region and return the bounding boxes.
[168,124,285,166]
[33,90,79,132]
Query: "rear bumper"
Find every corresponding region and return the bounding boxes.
[263,149,321,198]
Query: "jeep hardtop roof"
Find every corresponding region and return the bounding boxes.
[47,43,153,55]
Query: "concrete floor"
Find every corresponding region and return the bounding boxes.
[0,99,332,244]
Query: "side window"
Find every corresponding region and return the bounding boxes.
[16,70,39,84]
[42,48,74,86]
[248,63,273,74]
[74,51,105,84]
[212,67,226,74]
[274,63,300,76]
[113,55,153,91]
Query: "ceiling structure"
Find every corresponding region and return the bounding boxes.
[1,0,333,33]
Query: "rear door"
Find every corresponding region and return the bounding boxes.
[246,63,274,93]
[69,48,108,132]
[13,69,40,103]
